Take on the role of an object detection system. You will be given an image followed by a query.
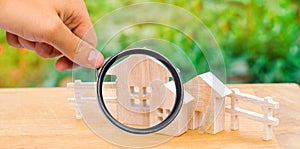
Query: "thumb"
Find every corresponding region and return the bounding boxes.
[44,19,103,69]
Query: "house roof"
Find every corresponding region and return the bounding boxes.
[199,72,232,97]
[106,55,168,75]
[164,81,194,103]
[106,55,146,75]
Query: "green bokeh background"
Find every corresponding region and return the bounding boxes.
[0,0,299,87]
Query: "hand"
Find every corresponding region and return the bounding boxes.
[0,0,103,71]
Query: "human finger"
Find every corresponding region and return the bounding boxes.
[5,32,23,48]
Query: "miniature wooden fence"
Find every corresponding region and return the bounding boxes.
[67,80,117,119]
[225,88,279,140]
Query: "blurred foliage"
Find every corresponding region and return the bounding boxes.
[0,0,299,87]
[0,30,72,87]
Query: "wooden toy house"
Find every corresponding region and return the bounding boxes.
[106,55,171,126]
[150,81,194,136]
[184,72,232,134]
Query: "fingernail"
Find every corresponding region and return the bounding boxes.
[88,50,101,67]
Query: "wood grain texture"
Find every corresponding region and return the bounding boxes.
[0,83,299,148]
[184,73,231,134]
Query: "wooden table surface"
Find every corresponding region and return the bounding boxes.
[0,84,299,148]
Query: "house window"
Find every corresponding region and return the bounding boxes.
[129,86,151,110]
[157,108,163,114]
[156,108,171,123]
[130,86,139,97]
[142,99,150,108]
[130,98,140,107]
[166,109,171,115]
[157,116,163,122]
[142,86,151,95]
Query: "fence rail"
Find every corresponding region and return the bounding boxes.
[225,88,279,140]
[67,80,117,119]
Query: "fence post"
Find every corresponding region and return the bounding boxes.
[231,88,240,130]
[74,81,83,119]
[263,96,273,140]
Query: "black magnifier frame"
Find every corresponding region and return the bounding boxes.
[96,48,183,135]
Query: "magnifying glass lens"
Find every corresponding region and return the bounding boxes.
[98,49,182,134]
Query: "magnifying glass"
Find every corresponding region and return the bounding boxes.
[96,48,184,134]
[72,3,226,147]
